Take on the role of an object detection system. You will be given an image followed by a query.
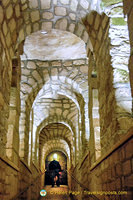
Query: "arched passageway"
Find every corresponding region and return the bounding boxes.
[0,1,133,200]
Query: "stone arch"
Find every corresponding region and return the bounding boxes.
[39,123,74,155]
[83,10,133,154]
[34,118,76,165]
[16,0,95,52]
[37,117,76,138]
[19,59,89,162]
[40,139,71,170]
[20,59,88,106]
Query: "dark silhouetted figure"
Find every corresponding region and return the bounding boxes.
[49,160,61,187]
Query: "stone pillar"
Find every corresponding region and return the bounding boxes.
[0,104,8,157]
[6,57,21,165]
[19,100,30,163]
[88,82,96,164]
[92,89,101,160]
[6,88,20,165]
[28,109,33,166]
[88,52,96,164]
[123,0,133,113]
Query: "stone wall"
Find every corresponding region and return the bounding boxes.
[83,11,117,154]
[0,0,24,156]
[123,0,133,107]
[0,1,132,199]
[71,129,133,200]
[83,10,133,155]
[0,157,19,200]
[0,157,41,200]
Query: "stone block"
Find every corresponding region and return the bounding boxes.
[102,15,109,29]
[69,23,75,33]
[76,23,84,37]
[6,149,13,159]
[123,160,132,176]
[43,70,50,82]
[24,12,30,23]
[51,61,62,66]
[51,68,58,77]
[55,18,68,30]
[30,10,40,22]
[0,6,4,24]
[60,0,69,4]
[63,61,72,66]
[6,5,13,19]
[8,18,16,33]
[98,28,103,41]
[94,14,101,31]
[80,65,88,74]
[28,78,36,86]
[29,0,38,8]
[80,0,89,9]
[125,174,133,187]
[69,13,76,20]
[70,0,78,12]
[27,61,36,69]
[40,0,51,9]
[115,163,122,176]
[21,83,32,93]
[42,12,53,19]
[22,3,28,10]
[32,71,41,82]
[116,178,121,190]
[6,32,11,47]
[64,104,70,108]
[26,24,31,35]
[87,12,94,25]
[33,23,39,32]
[73,59,85,65]
[2,0,10,7]
[82,31,89,43]
[15,4,20,18]
[19,29,24,42]
[55,7,67,16]
[3,21,8,36]
[63,110,69,118]
[125,139,133,159]
[42,22,52,31]
[37,61,49,67]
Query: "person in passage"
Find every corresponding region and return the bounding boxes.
[49,159,61,187]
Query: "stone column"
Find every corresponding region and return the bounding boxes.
[28,109,33,166]
[6,57,21,165]
[19,101,30,163]
[0,103,8,157]
[123,1,133,112]
[88,52,97,164]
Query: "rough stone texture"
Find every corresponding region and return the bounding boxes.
[71,135,133,200]
[123,0,133,104]
[55,6,67,16]
[40,0,51,9]
[0,1,133,200]
[42,12,53,20]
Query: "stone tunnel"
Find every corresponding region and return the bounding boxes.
[0,0,133,200]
